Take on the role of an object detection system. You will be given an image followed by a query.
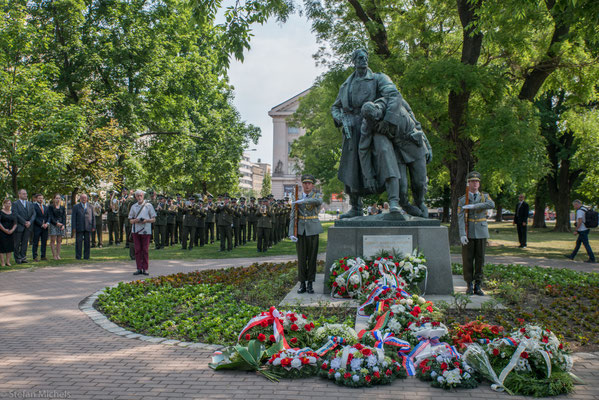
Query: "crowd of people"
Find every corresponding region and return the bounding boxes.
[0,188,294,268]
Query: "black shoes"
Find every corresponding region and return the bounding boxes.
[474,282,485,296]
[297,282,306,294]
[585,259,596,263]
[466,282,474,295]
[142,271,149,275]
[564,254,574,260]
[133,270,143,275]
[307,281,314,294]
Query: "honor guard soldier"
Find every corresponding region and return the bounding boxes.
[289,174,323,294]
[231,197,241,247]
[181,196,197,250]
[166,197,176,246]
[458,171,495,296]
[247,197,258,241]
[239,197,248,245]
[153,195,168,249]
[105,191,120,245]
[256,197,272,252]
[174,194,184,244]
[205,194,216,244]
[216,194,234,251]
[194,197,206,247]
[90,193,104,248]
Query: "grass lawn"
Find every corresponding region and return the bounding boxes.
[449,220,599,260]
[0,222,333,272]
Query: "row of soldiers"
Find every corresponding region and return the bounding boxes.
[90,189,292,253]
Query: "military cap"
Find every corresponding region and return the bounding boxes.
[283,196,289,201]
[267,194,274,198]
[250,197,256,201]
[197,199,204,204]
[467,171,481,181]
[208,194,213,199]
[188,196,195,200]
[239,197,246,201]
[176,193,182,197]
[158,194,165,199]
[231,197,237,202]
[223,193,230,199]
[301,174,316,184]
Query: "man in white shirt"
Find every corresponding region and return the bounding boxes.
[129,190,156,275]
[565,200,595,263]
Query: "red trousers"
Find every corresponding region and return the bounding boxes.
[132,233,151,271]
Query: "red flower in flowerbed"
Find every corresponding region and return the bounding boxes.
[450,320,506,350]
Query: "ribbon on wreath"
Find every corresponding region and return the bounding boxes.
[374,258,403,289]
[409,336,460,364]
[357,310,391,339]
[371,330,415,376]
[315,336,346,357]
[331,259,366,298]
[357,284,389,316]
[237,306,290,349]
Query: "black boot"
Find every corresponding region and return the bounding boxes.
[307,281,314,294]
[474,282,485,296]
[466,282,474,295]
[297,281,307,294]
[339,195,363,219]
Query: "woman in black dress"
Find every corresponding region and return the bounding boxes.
[0,198,17,266]
[48,194,66,260]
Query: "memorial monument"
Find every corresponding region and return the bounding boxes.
[325,49,453,295]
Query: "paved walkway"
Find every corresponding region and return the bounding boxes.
[1,255,598,399]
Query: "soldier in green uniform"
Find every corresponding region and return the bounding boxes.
[216,194,223,241]
[166,197,176,246]
[118,187,129,245]
[238,197,247,245]
[90,193,104,248]
[289,174,324,294]
[181,196,197,250]
[216,194,233,251]
[205,194,216,244]
[105,191,120,245]
[194,198,207,247]
[458,171,495,296]
[231,197,241,247]
[153,195,168,249]
[256,198,272,252]
[247,197,257,242]
[284,197,291,239]
[174,194,183,244]
[268,195,276,248]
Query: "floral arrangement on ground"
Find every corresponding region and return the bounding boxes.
[328,250,428,298]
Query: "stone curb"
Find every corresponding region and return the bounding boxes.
[79,285,225,352]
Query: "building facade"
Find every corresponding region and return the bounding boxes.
[268,89,310,199]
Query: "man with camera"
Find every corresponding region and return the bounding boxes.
[129,190,156,276]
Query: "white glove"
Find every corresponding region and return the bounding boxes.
[460,236,469,245]
[462,204,475,210]
[292,198,305,205]
[289,235,298,243]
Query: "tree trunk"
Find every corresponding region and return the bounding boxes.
[532,179,547,228]
[442,185,450,223]
[495,205,503,222]
[71,188,79,210]
[554,193,571,232]
[448,159,470,245]
[11,165,18,196]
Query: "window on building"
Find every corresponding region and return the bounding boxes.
[287,126,300,135]
[288,142,292,154]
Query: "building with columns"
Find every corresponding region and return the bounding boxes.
[268,88,310,199]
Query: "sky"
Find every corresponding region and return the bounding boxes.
[226,13,326,165]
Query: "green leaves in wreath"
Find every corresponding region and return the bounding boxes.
[209,339,283,382]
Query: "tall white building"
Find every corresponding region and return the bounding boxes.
[268,88,310,198]
[239,153,253,192]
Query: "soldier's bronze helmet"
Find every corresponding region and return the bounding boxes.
[301,174,316,184]
[467,171,481,181]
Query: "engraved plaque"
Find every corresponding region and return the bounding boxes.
[363,235,413,258]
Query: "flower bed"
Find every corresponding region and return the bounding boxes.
[96,262,354,345]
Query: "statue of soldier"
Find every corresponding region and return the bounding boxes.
[331,49,402,218]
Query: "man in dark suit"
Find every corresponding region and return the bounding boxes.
[32,194,49,261]
[13,189,36,264]
[513,193,530,248]
[71,193,95,260]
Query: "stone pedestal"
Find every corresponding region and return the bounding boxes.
[324,218,454,295]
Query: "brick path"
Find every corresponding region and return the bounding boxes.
[1,255,598,399]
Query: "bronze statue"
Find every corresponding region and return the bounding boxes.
[331,49,432,218]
